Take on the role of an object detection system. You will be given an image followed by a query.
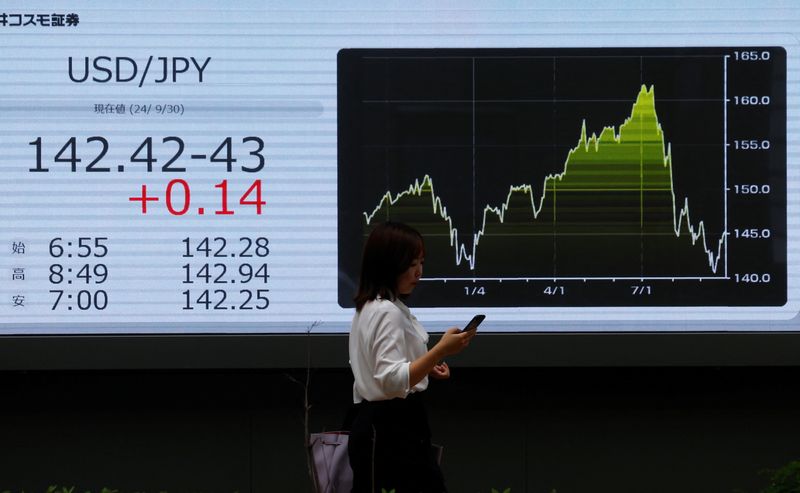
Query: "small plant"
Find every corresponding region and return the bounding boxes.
[759,460,800,493]
[284,320,321,493]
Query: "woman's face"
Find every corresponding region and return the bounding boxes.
[396,254,424,295]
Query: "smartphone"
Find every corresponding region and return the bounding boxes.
[461,314,485,333]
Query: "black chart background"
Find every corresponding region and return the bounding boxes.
[337,48,786,308]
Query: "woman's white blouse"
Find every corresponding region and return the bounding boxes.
[349,298,430,403]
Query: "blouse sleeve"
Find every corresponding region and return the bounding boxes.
[369,308,411,399]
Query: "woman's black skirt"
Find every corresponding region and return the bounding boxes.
[347,392,446,493]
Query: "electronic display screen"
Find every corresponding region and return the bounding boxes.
[1,1,797,335]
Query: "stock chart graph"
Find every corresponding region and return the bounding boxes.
[338,48,786,307]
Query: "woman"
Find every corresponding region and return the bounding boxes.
[348,221,475,493]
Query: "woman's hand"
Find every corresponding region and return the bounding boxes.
[435,327,475,357]
[429,361,450,380]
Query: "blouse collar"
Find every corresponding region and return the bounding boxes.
[391,298,429,342]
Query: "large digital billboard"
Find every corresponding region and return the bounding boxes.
[1,1,797,339]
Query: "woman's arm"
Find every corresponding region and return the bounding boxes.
[408,328,474,387]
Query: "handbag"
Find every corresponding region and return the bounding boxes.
[308,431,353,493]
[308,430,444,493]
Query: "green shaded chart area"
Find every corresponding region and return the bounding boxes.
[364,86,720,279]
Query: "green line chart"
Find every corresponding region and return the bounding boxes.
[364,86,726,279]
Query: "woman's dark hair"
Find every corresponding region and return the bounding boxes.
[353,221,425,311]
